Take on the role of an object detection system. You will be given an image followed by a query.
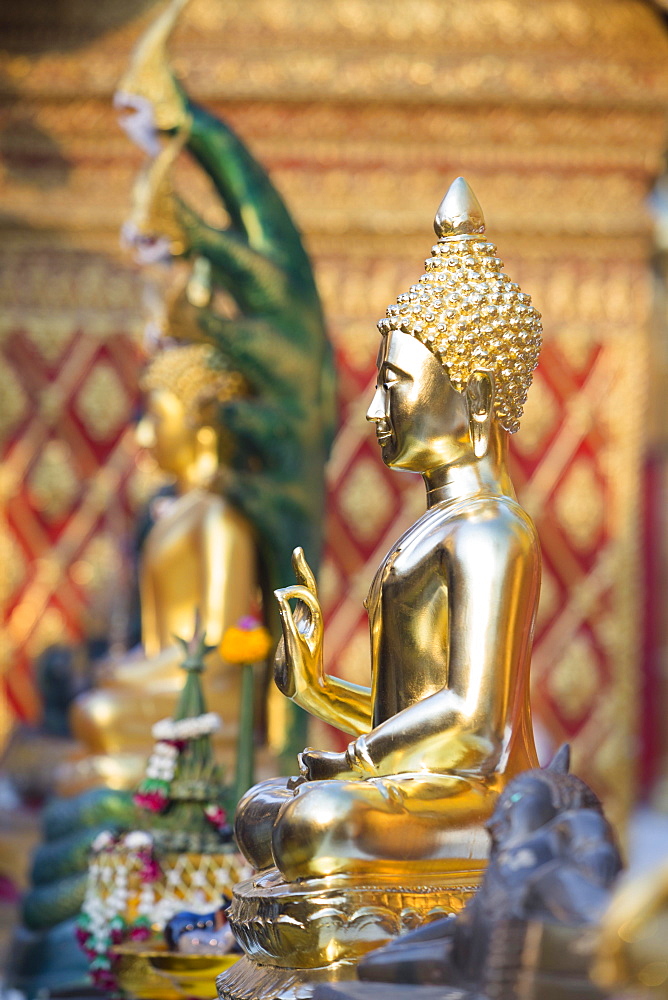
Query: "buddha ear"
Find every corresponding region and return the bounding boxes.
[196,424,216,451]
[466,370,494,459]
[195,425,218,481]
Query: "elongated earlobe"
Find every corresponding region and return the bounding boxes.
[195,424,218,483]
[466,370,494,458]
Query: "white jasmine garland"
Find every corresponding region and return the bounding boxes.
[123,831,153,850]
[151,712,221,742]
[91,831,115,853]
[143,741,178,786]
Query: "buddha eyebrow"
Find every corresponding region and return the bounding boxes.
[379,361,408,379]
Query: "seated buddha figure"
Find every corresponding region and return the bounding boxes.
[235,178,543,883]
[70,342,256,773]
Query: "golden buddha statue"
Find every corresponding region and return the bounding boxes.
[594,860,668,998]
[69,342,257,785]
[219,178,543,996]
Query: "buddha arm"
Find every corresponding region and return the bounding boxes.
[291,670,373,739]
[275,585,373,737]
[347,512,541,777]
[274,549,373,737]
[348,688,490,777]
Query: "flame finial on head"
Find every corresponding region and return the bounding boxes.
[434,177,485,238]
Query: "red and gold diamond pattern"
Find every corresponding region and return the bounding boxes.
[0,251,158,722]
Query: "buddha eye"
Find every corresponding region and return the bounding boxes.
[382,370,399,390]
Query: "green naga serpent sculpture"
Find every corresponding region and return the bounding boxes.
[113,0,336,760]
[12,3,335,993]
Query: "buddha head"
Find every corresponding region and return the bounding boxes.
[137,344,248,485]
[368,178,542,471]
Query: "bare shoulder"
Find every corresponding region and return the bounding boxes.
[198,491,254,534]
[388,497,539,582]
[196,490,236,518]
[434,496,539,560]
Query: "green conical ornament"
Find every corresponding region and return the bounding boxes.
[135,614,234,852]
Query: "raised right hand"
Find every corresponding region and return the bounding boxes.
[274,547,323,699]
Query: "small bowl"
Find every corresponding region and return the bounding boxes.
[114,939,240,999]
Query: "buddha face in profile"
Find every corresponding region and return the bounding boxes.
[137,344,248,484]
[137,387,206,478]
[367,332,470,473]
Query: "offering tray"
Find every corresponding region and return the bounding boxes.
[114,938,240,1000]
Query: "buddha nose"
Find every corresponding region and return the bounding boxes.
[366,385,385,423]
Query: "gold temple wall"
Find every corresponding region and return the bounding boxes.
[1,0,668,827]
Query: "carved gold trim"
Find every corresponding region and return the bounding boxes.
[226,868,481,973]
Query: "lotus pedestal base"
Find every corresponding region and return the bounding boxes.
[217,866,483,1000]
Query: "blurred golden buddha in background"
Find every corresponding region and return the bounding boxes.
[70,342,257,786]
[234,179,543,883]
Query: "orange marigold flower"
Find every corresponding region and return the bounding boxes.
[220,618,273,664]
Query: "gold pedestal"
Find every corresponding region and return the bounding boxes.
[217,867,482,1000]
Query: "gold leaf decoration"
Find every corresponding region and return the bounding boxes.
[28,441,79,520]
[547,633,600,722]
[338,456,394,543]
[25,315,75,365]
[513,373,559,456]
[336,318,379,372]
[554,459,605,551]
[317,557,342,610]
[555,321,595,372]
[338,627,372,687]
[536,566,559,630]
[75,362,130,441]
[0,524,25,604]
[0,362,28,440]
